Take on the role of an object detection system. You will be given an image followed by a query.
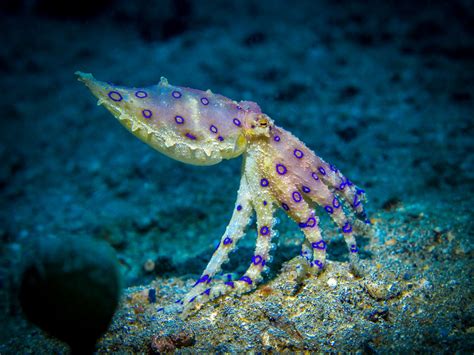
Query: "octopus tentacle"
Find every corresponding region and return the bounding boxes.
[265,161,327,270]
[182,155,277,316]
[180,174,253,309]
[310,158,369,223]
[298,179,362,270]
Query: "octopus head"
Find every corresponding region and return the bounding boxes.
[243,112,274,140]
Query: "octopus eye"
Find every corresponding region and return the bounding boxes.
[257,115,269,128]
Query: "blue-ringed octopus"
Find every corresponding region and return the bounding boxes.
[76,72,371,317]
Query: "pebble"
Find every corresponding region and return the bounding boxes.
[327,278,338,288]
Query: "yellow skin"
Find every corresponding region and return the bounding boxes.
[76,72,370,317]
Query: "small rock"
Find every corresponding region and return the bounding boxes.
[170,329,195,348]
[327,278,338,288]
[365,281,389,300]
[150,335,175,353]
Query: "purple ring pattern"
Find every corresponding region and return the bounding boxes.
[318,166,326,175]
[175,115,184,124]
[274,135,280,142]
[276,164,287,175]
[233,118,241,126]
[224,237,233,245]
[281,203,289,211]
[200,97,209,105]
[252,255,263,265]
[135,90,148,98]
[185,132,196,140]
[312,260,324,269]
[260,226,269,235]
[342,222,352,233]
[240,276,253,285]
[210,125,218,133]
[294,149,304,159]
[325,206,334,214]
[312,240,327,250]
[108,91,123,102]
[302,186,311,193]
[172,90,182,98]
[292,191,302,203]
[142,109,152,119]
[312,172,319,181]
[260,178,269,187]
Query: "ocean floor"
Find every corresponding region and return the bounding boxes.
[0,0,473,352]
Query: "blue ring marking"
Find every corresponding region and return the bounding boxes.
[302,186,311,193]
[312,240,327,250]
[237,205,242,211]
[306,217,316,227]
[260,178,269,187]
[342,222,352,233]
[329,164,338,172]
[193,274,210,287]
[276,164,287,175]
[350,244,359,253]
[189,296,196,303]
[214,241,220,251]
[108,91,123,102]
[135,90,148,98]
[201,288,211,296]
[172,90,182,98]
[312,260,324,269]
[240,276,253,285]
[356,188,365,195]
[218,136,224,141]
[210,125,218,133]
[274,135,280,142]
[157,307,164,312]
[293,149,304,159]
[325,206,334,214]
[281,203,289,211]
[233,118,241,126]
[185,132,197,140]
[260,226,269,235]
[175,115,184,124]
[312,172,319,181]
[332,197,340,208]
[298,222,307,228]
[263,200,267,206]
[292,191,302,203]
[225,281,235,288]
[252,255,263,265]
[223,237,233,245]
[142,109,152,119]
[200,97,209,105]
[318,166,326,175]
[353,195,361,208]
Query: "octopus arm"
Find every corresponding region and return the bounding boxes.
[180,172,253,312]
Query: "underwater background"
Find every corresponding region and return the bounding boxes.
[0,0,473,352]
